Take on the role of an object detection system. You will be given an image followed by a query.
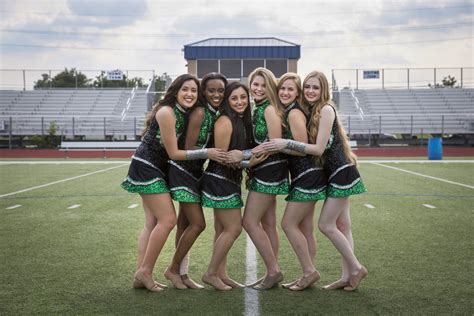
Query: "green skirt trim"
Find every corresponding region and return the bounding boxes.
[121,176,169,194]
[249,178,289,195]
[327,179,367,198]
[170,187,201,203]
[201,192,243,209]
[286,186,327,202]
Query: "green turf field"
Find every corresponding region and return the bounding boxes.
[0,159,473,315]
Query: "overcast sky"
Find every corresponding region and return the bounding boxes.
[0,0,473,89]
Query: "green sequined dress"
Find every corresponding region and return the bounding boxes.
[201,113,252,209]
[120,105,187,194]
[322,105,367,198]
[168,104,218,203]
[248,99,289,195]
[283,102,327,202]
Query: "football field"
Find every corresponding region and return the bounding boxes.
[0,158,473,315]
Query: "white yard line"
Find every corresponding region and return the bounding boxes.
[422,204,436,209]
[0,164,128,198]
[370,162,474,189]
[6,204,22,210]
[67,204,81,209]
[128,204,139,209]
[244,233,259,316]
[364,204,375,209]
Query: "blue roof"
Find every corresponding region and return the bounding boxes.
[184,37,300,59]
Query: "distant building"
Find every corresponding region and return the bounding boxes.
[184,37,300,80]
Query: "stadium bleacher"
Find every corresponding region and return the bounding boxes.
[0,89,148,138]
[338,88,474,135]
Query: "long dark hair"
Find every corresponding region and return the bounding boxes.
[199,72,228,106]
[142,74,200,136]
[219,82,253,149]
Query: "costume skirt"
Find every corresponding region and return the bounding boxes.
[201,162,243,209]
[168,159,204,203]
[286,156,327,202]
[121,155,169,194]
[325,164,367,198]
[248,153,289,195]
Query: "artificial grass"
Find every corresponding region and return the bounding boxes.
[0,161,473,314]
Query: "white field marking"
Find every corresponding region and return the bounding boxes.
[244,232,259,316]
[0,161,129,165]
[370,162,474,189]
[67,204,81,209]
[364,204,375,209]
[6,204,22,210]
[422,204,436,209]
[0,164,128,198]
[128,204,139,209]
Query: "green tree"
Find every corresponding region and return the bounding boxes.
[34,68,91,88]
[155,72,172,91]
[428,75,458,88]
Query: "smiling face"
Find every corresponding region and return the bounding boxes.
[203,79,225,108]
[228,87,249,114]
[250,75,267,102]
[278,78,299,107]
[176,79,198,108]
[303,77,321,104]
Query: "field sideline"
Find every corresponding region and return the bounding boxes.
[0,158,473,315]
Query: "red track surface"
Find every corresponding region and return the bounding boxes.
[0,147,473,158]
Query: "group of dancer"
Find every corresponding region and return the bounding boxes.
[121,67,368,293]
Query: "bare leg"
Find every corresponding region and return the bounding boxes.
[261,198,279,258]
[282,201,317,276]
[166,202,205,289]
[243,191,282,289]
[203,208,242,290]
[176,205,190,275]
[319,197,367,290]
[134,193,177,292]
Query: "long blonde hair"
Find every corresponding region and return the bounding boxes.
[248,67,284,126]
[303,71,357,165]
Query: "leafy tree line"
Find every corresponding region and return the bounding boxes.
[34,68,170,89]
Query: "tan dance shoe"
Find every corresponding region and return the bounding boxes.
[253,272,283,290]
[289,271,320,291]
[345,266,368,291]
[181,274,204,289]
[202,274,232,291]
[133,271,163,292]
[164,267,188,290]
[323,279,349,290]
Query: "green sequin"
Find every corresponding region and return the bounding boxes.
[171,187,201,203]
[249,178,289,195]
[155,106,187,142]
[327,179,367,198]
[196,106,217,148]
[286,187,327,202]
[201,192,243,209]
[252,99,270,143]
[121,177,169,194]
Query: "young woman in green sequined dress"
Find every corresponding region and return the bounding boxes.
[276,73,326,291]
[167,73,227,289]
[241,68,288,289]
[121,74,226,292]
[255,71,368,291]
[201,82,266,290]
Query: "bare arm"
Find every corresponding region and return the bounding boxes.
[157,106,226,161]
[253,105,335,157]
[283,110,307,157]
[264,104,283,139]
[214,116,232,151]
[184,107,205,150]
